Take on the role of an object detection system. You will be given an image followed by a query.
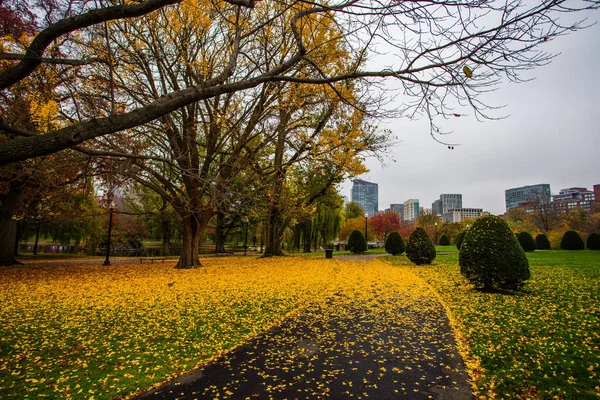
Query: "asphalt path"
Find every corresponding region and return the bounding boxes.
[137,263,473,400]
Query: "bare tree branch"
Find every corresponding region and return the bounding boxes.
[0,52,106,66]
[0,0,184,90]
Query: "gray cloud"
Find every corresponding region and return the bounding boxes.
[343,14,600,215]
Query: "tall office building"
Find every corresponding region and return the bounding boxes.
[403,199,420,222]
[351,179,378,216]
[440,194,463,214]
[390,203,404,218]
[432,199,442,216]
[505,184,551,211]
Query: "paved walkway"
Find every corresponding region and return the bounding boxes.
[137,268,473,400]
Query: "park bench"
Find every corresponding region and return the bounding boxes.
[139,258,167,264]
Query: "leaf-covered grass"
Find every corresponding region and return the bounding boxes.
[3,251,598,399]
[0,256,449,399]
[0,258,341,399]
[386,250,600,399]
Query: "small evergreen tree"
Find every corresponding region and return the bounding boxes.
[348,229,367,253]
[586,233,600,250]
[517,232,536,252]
[459,215,530,290]
[439,234,451,246]
[385,231,406,255]
[406,227,436,265]
[455,230,467,250]
[560,230,585,250]
[535,234,551,250]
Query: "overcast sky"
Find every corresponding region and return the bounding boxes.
[340,12,600,216]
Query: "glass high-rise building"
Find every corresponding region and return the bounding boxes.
[351,179,378,216]
[439,194,463,214]
[403,199,420,221]
[432,199,442,215]
[390,203,404,218]
[505,184,551,211]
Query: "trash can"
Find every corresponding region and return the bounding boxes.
[325,249,333,259]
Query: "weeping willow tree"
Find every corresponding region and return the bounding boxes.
[312,201,343,250]
[291,191,343,253]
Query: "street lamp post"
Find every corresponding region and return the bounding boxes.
[103,208,114,266]
[434,222,438,245]
[33,219,41,257]
[243,217,249,256]
[364,213,368,244]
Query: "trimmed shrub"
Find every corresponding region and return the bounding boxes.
[587,233,600,250]
[535,234,551,250]
[406,227,436,265]
[385,231,406,255]
[517,232,536,252]
[560,231,585,250]
[459,215,530,289]
[455,230,467,250]
[348,230,367,253]
[439,234,451,246]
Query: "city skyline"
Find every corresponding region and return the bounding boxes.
[340,15,599,216]
[343,181,598,216]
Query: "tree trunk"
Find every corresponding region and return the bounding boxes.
[15,220,22,256]
[303,221,312,253]
[263,207,284,256]
[215,211,227,253]
[162,218,170,256]
[260,225,264,253]
[175,213,203,269]
[0,182,24,265]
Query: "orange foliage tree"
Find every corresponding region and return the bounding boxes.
[369,212,403,242]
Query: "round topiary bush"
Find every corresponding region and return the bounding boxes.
[385,231,406,255]
[535,234,551,250]
[517,232,536,252]
[587,233,600,250]
[560,230,585,250]
[439,234,451,246]
[459,215,530,289]
[455,230,467,250]
[348,229,367,253]
[406,227,436,265]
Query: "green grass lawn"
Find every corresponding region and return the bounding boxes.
[295,245,456,258]
[294,247,389,258]
[387,250,600,399]
[435,245,458,253]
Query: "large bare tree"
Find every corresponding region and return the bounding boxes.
[1,0,598,165]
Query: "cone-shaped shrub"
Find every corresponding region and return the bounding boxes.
[560,230,585,250]
[517,232,536,252]
[348,229,367,253]
[406,227,436,265]
[455,230,467,250]
[385,231,406,255]
[459,215,530,289]
[587,233,600,250]
[439,234,451,246]
[535,234,551,250]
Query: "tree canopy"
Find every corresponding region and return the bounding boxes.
[2,0,597,165]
